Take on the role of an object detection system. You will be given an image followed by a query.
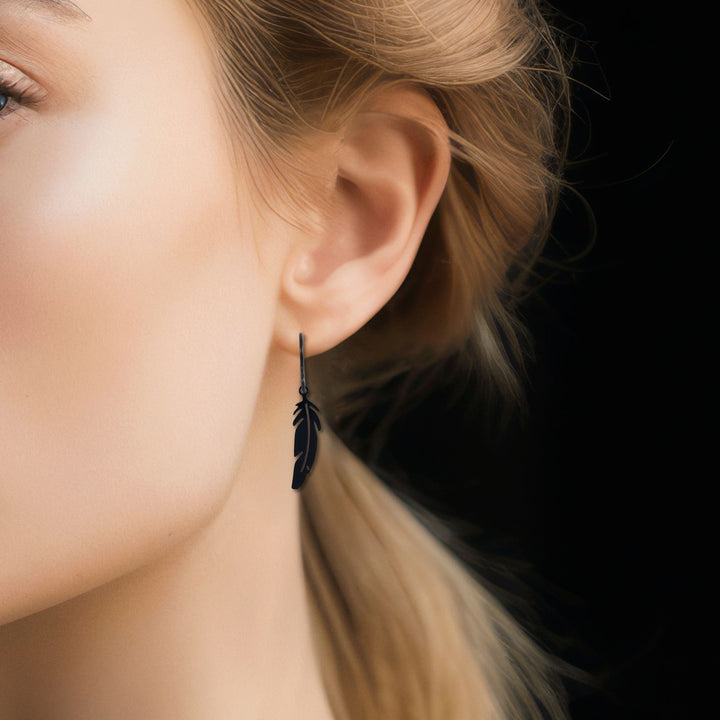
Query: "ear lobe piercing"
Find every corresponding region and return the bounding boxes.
[292,333,322,490]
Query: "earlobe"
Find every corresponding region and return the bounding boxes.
[275,83,451,357]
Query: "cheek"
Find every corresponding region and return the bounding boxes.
[0,95,273,623]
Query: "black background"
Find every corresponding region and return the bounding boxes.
[352,2,701,718]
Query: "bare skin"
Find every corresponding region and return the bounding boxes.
[0,0,450,718]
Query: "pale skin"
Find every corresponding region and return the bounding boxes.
[0,0,451,717]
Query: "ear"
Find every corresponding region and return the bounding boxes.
[273,82,451,358]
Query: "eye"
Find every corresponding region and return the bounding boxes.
[0,82,24,118]
[0,62,42,121]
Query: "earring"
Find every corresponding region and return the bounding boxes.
[292,332,322,490]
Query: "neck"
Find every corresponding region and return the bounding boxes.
[0,352,335,720]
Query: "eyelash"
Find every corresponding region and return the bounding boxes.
[0,75,39,120]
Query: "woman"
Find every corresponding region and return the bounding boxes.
[0,0,576,717]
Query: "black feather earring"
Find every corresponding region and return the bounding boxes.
[292,332,322,490]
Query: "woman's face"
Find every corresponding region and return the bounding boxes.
[0,0,280,623]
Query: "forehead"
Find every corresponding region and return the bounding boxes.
[0,0,211,50]
[0,0,223,108]
[2,0,92,24]
[0,0,205,28]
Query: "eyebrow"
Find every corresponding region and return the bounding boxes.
[7,0,92,24]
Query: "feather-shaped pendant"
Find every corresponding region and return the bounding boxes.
[292,333,322,490]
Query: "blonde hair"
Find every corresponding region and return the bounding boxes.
[188,0,580,717]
